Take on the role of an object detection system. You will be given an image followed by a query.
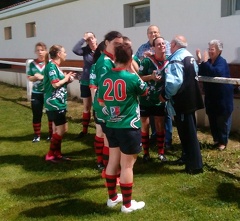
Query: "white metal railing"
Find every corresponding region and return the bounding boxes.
[0,59,239,99]
[1,59,239,85]
[198,76,240,85]
[0,59,83,71]
[0,60,26,66]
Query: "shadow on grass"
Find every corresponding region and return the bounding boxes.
[0,134,34,142]
[217,182,240,208]
[204,164,240,182]
[10,177,101,197]
[9,177,112,218]
[0,153,97,173]
[19,198,113,218]
[0,95,30,109]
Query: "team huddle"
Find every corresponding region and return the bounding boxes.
[27,25,233,213]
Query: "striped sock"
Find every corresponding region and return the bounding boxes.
[48,121,53,138]
[141,132,149,155]
[103,145,109,168]
[157,131,165,155]
[82,112,91,134]
[106,174,118,200]
[33,123,41,137]
[94,135,104,164]
[50,133,62,154]
[120,182,133,208]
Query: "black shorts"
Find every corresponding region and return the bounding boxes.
[93,110,108,133]
[105,128,142,155]
[46,109,67,126]
[140,104,165,117]
[80,84,91,98]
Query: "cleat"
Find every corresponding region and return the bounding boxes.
[56,155,71,161]
[97,163,105,171]
[143,154,151,162]
[46,136,51,141]
[158,154,168,162]
[45,153,56,161]
[54,151,71,161]
[121,200,145,213]
[32,136,40,142]
[107,194,123,208]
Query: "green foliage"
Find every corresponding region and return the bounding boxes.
[0,82,240,221]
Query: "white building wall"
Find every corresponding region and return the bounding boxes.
[0,0,240,63]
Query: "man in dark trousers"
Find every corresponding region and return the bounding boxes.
[160,35,204,174]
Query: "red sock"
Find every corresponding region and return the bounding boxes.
[120,182,133,208]
[141,132,149,155]
[33,123,41,137]
[50,133,62,154]
[82,112,91,134]
[157,131,165,155]
[103,145,109,167]
[105,174,118,200]
[48,121,53,137]
[94,135,104,163]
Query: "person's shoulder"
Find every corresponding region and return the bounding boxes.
[29,61,35,66]
[83,45,91,51]
[95,54,104,64]
[141,56,151,64]
[217,55,227,63]
[46,61,56,69]
[173,48,192,59]
[138,41,150,49]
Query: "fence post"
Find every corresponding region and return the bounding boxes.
[26,59,33,101]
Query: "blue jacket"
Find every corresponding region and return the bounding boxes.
[199,55,233,116]
[163,48,204,116]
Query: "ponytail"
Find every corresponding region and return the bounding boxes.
[45,53,50,64]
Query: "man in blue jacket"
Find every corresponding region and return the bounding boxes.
[160,35,204,174]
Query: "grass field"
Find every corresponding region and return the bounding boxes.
[0,82,240,221]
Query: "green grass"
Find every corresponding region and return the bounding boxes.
[0,82,240,221]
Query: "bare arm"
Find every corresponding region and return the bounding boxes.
[52,72,75,88]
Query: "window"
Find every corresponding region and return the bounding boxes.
[236,0,240,14]
[124,1,150,28]
[133,4,150,26]
[221,0,240,17]
[4,26,12,40]
[26,22,36,38]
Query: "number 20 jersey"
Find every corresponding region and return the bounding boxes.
[98,68,148,129]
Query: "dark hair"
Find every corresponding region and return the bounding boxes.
[45,44,63,64]
[123,36,131,42]
[123,36,132,47]
[114,45,132,65]
[104,31,123,43]
[93,41,105,64]
[152,37,165,47]
[35,42,47,51]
